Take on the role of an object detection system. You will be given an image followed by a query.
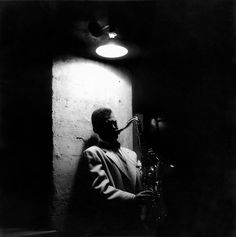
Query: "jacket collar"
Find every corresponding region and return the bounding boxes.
[98,140,120,151]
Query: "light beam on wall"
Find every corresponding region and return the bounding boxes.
[52,58,133,156]
[52,58,133,230]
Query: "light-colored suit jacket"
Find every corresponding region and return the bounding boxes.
[84,145,142,202]
[71,143,144,236]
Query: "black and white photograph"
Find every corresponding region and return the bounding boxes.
[0,1,235,236]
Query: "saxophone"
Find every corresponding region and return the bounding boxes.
[117,115,174,228]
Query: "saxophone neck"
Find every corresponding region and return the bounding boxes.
[116,116,139,134]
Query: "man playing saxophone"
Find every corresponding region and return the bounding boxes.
[72,107,155,236]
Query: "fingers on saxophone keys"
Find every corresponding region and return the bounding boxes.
[142,190,153,195]
[134,190,155,204]
[143,190,155,203]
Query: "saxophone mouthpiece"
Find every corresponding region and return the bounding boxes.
[116,128,123,134]
[116,127,126,134]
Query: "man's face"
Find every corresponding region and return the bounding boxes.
[99,112,119,142]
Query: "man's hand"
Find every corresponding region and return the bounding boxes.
[134,190,155,205]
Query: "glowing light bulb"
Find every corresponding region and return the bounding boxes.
[96,43,128,58]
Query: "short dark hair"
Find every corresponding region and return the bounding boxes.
[91,107,112,133]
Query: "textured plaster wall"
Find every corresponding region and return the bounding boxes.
[52,58,133,230]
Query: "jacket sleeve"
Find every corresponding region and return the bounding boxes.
[83,148,136,203]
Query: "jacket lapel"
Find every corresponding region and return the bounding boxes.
[119,148,137,188]
[101,148,136,190]
[103,149,129,178]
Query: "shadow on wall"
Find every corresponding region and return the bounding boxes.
[61,135,99,237]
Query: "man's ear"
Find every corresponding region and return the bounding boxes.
[93,127,100,135]
[93,124,105,136]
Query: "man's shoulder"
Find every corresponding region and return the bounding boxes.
[82,146,106,161]
[84,145,102,154]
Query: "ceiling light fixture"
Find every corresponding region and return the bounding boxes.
[89,21,128,59]
[96,42,128,59]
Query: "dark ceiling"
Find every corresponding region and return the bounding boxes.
[0,0,233,65]
[51,0,234,64]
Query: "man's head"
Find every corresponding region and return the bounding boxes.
[91,108,119,142]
